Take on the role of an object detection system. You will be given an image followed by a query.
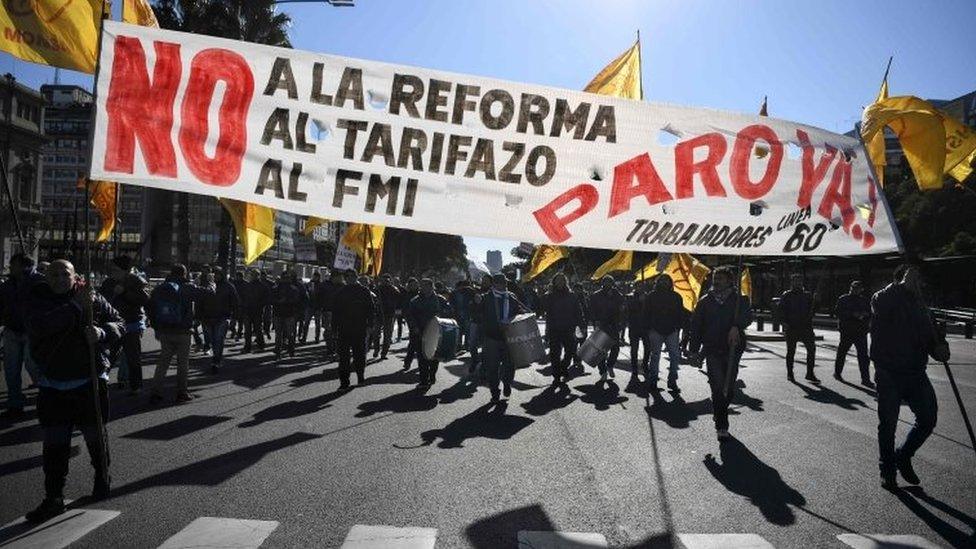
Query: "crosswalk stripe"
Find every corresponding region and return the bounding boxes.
[677,533,776,549]
[339,525,437,549]
[836,533,942,549]
[517,531,608,548]
[0,509,120,549]
[156,517,279,549]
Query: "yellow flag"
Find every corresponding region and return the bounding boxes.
[865,76,890,186]
[942,113,976,183]
[584,40,642,100]
[302,216,328,236]
[524,245,568,281]
[341,224,386,274]
[123,0,158,27]
[219,199,275,265]
[634,255,664,281]
[663,253,710,311]
[741,267,753,300]
[591,250,633,280]
[0,0,105,73]
[862,95,963,191]
[77,178,116,243]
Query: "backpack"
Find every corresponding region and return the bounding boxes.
[152,281,184,327]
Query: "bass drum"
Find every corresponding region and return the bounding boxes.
[578,328,615,367]
[423,317,461,361]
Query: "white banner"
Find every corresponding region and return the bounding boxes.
[91,21,902,256]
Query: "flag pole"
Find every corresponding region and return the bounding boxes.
[882,55,893,83]
[83,0,111,495]
[636,29,644,101]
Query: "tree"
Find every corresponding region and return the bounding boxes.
[153,0,292,267]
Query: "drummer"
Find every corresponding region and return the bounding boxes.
[480,273,528,402]
[407,278,452,387]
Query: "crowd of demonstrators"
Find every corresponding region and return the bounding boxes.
[0,249,956,522]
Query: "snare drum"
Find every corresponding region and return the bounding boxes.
[502,313,546,367]
[422,317,460,361]
[578,328,615,367]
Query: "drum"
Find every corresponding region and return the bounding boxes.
[502,313,546,367]
[423,317,460,361]
[578,328,615,367]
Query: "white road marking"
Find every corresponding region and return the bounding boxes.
[339,524,437,549]
[517,530,609,548]
[156,517,279,549]
[678,533,776,549]
[0,509,120,549]
[837,533,943,548]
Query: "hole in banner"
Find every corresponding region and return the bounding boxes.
[589,165,605,181]
[749,200,768,217]
[312,119,331,140]
[785,142,802,160]
[657,125,681,147]
[368,89,389,111]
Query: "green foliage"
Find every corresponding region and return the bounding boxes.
[882,170,976,257]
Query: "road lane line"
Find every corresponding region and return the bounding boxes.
[156,517,279,549]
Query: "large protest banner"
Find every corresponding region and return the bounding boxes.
[90,21,902,256]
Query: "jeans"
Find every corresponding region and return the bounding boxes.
[3,329,37,410]
[705,350,742,431]
[785,326,816,375]
[876,368,937,475]
[243,313,265,350]
[112,330,144,388]
[484,337,514,396]
[38,380,110,498]
[152,332,191,396]
[547,328,576,379]
[629,326,649,372]
[647,330,681,383]
[204,319,230,364]
[835,331,870,380]
[274,316,296,357]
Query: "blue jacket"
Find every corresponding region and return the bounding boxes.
[148,276,214,334]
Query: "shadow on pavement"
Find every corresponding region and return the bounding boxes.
[121,415,232,440]
[464,503,675,548]
[646,391,711,429]
[789,379,867,410]
[575,380,629,411]
[411,402,533,449]
[103,432,321,500]
[897,486,976,548]
[0,445,79,478]
[520,383,578,417]
[703,437,807,526]
[355,386,438,418]
[239,389,350,427]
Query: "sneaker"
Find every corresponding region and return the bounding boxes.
[833,372,843,381]
[0,408,24,420]
[787,370,795,381]
[716,429,731,440]
[896,453,921,485]
[24,497,65,524]
[667,379,679,392]
[174,392,194,404]
[805,373,820,383]
[881,472,899,491]
[607,367,615,378]
[490,391,500,403]
[502,384,511,397]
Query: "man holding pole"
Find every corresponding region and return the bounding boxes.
[23,260,123,523]
[689,266,752,441]
[871,264,948,490]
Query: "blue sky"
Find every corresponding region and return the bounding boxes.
[5,0,974,265]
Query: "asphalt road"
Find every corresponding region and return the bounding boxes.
[0,324,974,548]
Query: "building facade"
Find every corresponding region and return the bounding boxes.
[0,74,45,268]
[38,84,143,269]
[486,250,502,273]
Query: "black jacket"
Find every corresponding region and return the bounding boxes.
[98,272,150,325]
[333,283,376,335]
[645,288,685,335]
[239,279,270,315]
[377,284,401,318]
[197,280,240,320]
[479,290,527,340]
[407,292,451,332]
[589,287,625,331]
[0,270,45,333]
[543,287,584,332]
[27,283,124,382]
[272,281,306,318]
[870,283,938,375]
[777,289,814,327]
[689,290,752,355]
[835,292,871,334]
[625,292,645,329]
